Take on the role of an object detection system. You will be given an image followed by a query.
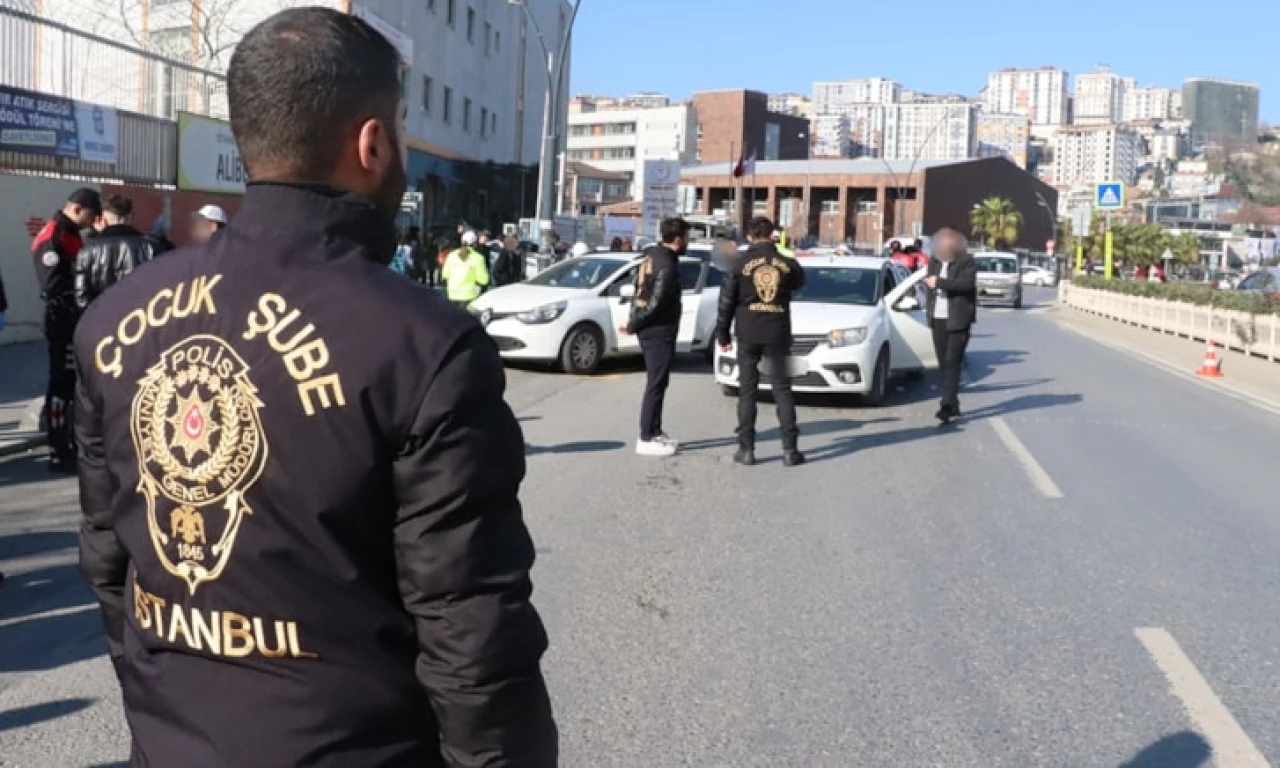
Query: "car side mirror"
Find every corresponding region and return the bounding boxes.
[618,284,636,303]
[895,295,921,312]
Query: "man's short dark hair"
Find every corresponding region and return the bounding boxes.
[660,217,691,244]
[747,216,774,241]
[103,195,132,219]
[227,7,402,180]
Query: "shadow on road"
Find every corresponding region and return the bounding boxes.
[0,698,96,733]
[964,393,1084,420]
[806,423,965,464]
[679,418,900,453]
[885,376,1052,408]
[965,348,1029,384]
[526,440,626,456]
[1120,730,1211,767]
[0,453,67,489]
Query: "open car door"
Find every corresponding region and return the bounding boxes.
[884,268,939,372]
[675,259,705,353]
[606,266,643,355]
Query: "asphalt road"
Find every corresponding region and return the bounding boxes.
[2,287,1278,767]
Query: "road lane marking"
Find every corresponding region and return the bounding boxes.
[1135,627,1270,767]
[988,417,1063,499]
[0,603,97,630]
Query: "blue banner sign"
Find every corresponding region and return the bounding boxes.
[0,84,80,158]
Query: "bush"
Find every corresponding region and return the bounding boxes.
[1072,275,1280,316]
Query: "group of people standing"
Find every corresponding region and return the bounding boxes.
[392,224,524,305]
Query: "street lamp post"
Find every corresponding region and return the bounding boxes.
[508,0,584,255]
[1034,191,1059,273]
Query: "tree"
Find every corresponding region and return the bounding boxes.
[1170,231,1203,265]
[970,197,1024,249]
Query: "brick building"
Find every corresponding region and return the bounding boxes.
[681,156,1057,250]
[692,90,810,165]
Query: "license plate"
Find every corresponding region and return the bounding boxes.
[759,357,809,378]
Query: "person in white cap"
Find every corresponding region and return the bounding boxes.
[442,230,490,308]
[570,241,590,259]
[190,204,228,244]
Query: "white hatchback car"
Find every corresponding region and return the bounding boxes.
[713,255,939,404]
[469,253,722,374]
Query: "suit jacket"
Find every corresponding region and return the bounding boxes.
[925,253,977,331]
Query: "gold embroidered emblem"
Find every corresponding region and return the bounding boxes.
[131,335,268,595]
[752,263,781,304]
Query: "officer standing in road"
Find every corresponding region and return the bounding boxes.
[923,226,978,424]
[716,216,807,467]
[32,186,100,473]
[72,8,556,766]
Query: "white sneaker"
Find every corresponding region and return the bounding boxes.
[636,438,677,457]
[653,433,680,449]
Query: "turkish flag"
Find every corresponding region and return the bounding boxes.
[732,155,745,179]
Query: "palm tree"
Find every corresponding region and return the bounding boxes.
[970,197,1024,249]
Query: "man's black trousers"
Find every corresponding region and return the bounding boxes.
[736,341,799,450]
[44,310,77,462]
[930,320,971,411]
[639,335,676,441]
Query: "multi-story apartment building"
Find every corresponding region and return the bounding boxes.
[976,112,1031,168]
[768,93,813,117]
[882,102,976,162]
[566,102,696,191]
[812,77,901,115]
[1182,77,1260,146]
[985,67,1069,126]
[1074,67,1134,124]
[1123,86,1182,122]
[1051,125,1142,187]
[811,115,852,158]
[846,104,887,158]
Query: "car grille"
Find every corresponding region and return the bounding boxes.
[790,335,826,357]
[791,372,829,388]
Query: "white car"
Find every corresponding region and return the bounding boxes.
[713,256,940,403]
[469,253,722,374]
[1020,265,1058,288]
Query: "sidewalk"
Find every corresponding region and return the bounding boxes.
[0,342,45,458]
[1053,303,1280,414]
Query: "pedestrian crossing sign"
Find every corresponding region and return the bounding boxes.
[1095,182,1125,210]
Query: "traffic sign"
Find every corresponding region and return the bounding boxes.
[1161,247,1174,262]
[1070,206,1091,237]
[1095,181,1125,210]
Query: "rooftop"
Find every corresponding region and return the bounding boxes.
[680,157,973,178]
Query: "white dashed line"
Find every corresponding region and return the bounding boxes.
[988,416,1063,499]
[1135,627,1270,768]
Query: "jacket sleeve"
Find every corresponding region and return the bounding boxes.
[471,252,490,287]
[74,248,95,311]
[786,256,806,291]
[628,260,677,334]
[392,328,557,767]
[73,338,129,672]
[714,267,739,346]
[936,257,977,293]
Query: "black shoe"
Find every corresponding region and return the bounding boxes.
[782,450,806,467]
[733,447,756,466]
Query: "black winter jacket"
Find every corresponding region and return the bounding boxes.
[74,223,158,310]
[31,211,85,314]
[73,182,557,768]
[628,244,682,339]
[715,242,806,348]
[925,253,978,331]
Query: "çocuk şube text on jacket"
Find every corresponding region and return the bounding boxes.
[73,181,557,767]
[715,241,807,349]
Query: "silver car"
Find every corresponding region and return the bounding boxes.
[973,252,1024,309]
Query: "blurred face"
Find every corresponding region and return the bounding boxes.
[935,230,964,261]
[67,204,98,229]
[190,218,218,243]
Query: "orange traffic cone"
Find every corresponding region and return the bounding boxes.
[1196,339,1224,378]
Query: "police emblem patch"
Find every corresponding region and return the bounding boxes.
[752,263,781,304]
[130,335,268,595]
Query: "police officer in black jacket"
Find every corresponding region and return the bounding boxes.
[74,195,157,311]
[72,9,556,766]
[621,216,690,457]
[715,216,807,467]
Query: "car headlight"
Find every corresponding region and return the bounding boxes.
[516,301,567,324]
[827,327,868,348]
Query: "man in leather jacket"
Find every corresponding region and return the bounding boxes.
[72,9,556,766]
[74,195,157,311]
[716,216,807,466]
[621,216,690,457]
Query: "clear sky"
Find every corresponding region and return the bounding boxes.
[569,0,1276,122]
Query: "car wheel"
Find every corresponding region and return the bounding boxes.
[861,347,890,407]
[559,323,603,374]
[720,384,738,397]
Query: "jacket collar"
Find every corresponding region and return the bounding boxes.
[747,241,778,256]
[98,224,142,239]
[231,182,397,264]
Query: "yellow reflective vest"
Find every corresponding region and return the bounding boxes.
[442,247,491,303]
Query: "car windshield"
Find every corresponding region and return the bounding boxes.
[526,257,626,289]
[975,257,1019,274]
[793,267,880,306]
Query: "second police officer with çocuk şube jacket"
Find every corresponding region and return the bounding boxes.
[72,9,556,767]
[716,216,807,467]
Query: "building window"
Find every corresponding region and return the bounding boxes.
[421,75,432,114]
[443,87,453,124]
[491,112,497,136]
[466,7,475,42]
[463,97,472,132]
[150,26,192,60]
[480,107,488,138]
[606,183,627,198]
[495,30,500,52]
[447,0,456,26]
[484,22,491,55]
[427,0,435,10]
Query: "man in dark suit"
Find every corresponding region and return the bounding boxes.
[923,227,977,424]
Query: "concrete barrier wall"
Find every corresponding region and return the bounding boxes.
[1060,283,1280,363]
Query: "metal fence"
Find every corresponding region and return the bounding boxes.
[0,4,227,121]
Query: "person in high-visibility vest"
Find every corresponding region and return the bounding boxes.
[442,230,490,308]
[772,229,795,258]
